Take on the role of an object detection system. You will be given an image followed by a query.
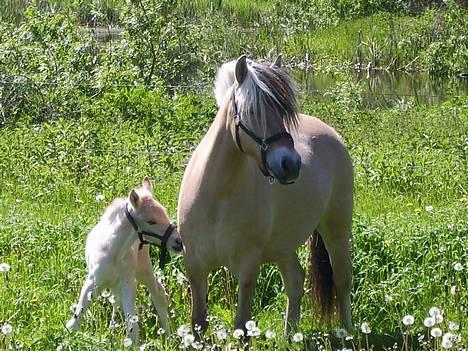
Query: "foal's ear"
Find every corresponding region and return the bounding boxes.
[129,189,140,207]
[142,176,153,193]
[235,55,248,85]
[271,54,282,68]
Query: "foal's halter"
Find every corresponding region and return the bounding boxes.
[231,89,294,181]
[124,203,176,270]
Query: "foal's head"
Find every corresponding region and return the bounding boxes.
[217,55,302,184]
[128,177,183,253]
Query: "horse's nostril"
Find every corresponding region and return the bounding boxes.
[175,237,183,248]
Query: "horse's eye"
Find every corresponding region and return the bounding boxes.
[147,220,157,225]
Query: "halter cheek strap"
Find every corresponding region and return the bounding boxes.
[231,89,294,180]
[124,203,176,269]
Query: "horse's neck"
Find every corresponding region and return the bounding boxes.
[102,201,138,257]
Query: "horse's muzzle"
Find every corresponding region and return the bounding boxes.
[266,147,301,184]
[172,237,184,253]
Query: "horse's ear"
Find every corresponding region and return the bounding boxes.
[271,54,282,68]
[235,55,248,85]
[129,189,139,207]
[142,176,153,193]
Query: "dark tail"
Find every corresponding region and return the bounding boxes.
[307,230,335,321]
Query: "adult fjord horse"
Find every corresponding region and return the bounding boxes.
[178,55,353,334]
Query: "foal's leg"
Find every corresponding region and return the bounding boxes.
[185,259,209,335]
[66,276,98,331]
[118,280,139,346]
[277,253,305,334]
[234,255,261,331]
[136,247,170,334]
[318,221,353,331]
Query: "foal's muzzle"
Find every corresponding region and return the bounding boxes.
[265,147,302,184]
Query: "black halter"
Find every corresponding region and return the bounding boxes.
[124,203,176,270]
[231,89,294,181]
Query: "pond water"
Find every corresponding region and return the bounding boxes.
[293,69,468,108]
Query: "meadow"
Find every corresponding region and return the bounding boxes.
[0,0,467,350]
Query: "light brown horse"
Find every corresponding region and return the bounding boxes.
[178,55,353,335]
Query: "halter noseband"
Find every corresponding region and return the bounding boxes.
[124,203,176,269]
[231,89,294,181]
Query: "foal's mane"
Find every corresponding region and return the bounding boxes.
[214,58,299,129]
[103,198,125,222]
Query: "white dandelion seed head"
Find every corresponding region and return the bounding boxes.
[182,334,195,347]
[402,315,415,326]
[443,332,454,342]
[361,322,371,334]
[176,271,186,285]
[336,328,347,338]
[424,317,436,327]
[157,328,165,335]
[431,328,442,338]
[123,338,133,347]
[233,329,244,339]
[425,205,433,212]
[2,324,13,334]
[265,330,276,339]
[441,339,453,349]
[177,324,190,337]
[293,332,304,342]
[429,307,441,317]
[448,321,459,331]
[247,326,261,337]
[215,329,227,340]
[245,320,256,330]
[108,295,116,304]
[0,263,10,272]
[435,314,444,324]
[450,285,457,295]
[129,315,139,324]
[192,341,203,349]
[96,194,105,201]
[453,262,463,271]
[384,294,393,302]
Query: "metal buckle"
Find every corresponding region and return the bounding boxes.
[261,140,268,151]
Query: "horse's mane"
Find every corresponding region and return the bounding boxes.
[102,197,125,223]
[214,58,298,129]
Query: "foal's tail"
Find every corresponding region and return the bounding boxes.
[307,230,336,322]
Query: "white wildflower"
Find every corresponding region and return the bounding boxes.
[424,317,436,327]
[336,328,347,338]
[453,262,463,271]
[2,324,13,334]
[247,326,261,337]
[435,314,444,324]
[431,328,442,338]
[402,315,415,326]
[292,332,303,342]
[441,339,453,349]
[101,289,111,298]
[361,322,371,334]
[448,321,459,331]
[215,329,227,340]
[129,315,139,324]
[425,205,433,212]
[96,194,105,201]
[384,294,393,302]
[0,263,10,272]
[265,330,276,339]
[233,329,244,339]
[177,324,190,337]
[450,285,457,295]
[192,341,203,349]
[182,334,195,347]
[429,307,441,317]
[123,338,133,347]
[245,320,256,330]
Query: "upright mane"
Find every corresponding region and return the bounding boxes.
[214,58,299,128]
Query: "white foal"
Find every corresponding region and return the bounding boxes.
[66,177,183,345]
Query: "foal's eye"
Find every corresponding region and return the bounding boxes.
[147,220,157,225]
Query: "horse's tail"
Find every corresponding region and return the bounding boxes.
[307,230,336,321]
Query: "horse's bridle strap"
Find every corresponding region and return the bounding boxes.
[124,203,175,269]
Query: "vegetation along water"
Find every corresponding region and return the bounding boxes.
[0,0,466,350]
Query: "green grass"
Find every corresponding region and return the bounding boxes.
[1,91,467,349]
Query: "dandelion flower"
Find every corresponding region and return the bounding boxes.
[192,341,203,349]
[336,328,347,338]
[361,322,371,334]
[129,315,139,324]
[233,329,244,339]
[402,315,415,326]
[108,295,116,304]
[453,262,463,271]
[177,324,190,337]
[215,329,227,340]
[247,326,261,337]
[123,338,133,347]
[182,334,195,347]
[442,333,454,342]
[431,328,442,338]
[0,263,10,272]
[245,320,256,330]
[157,328,165,335]
[265,330,276,339]
[435,314,444,324]
[425,205,433,212]
[450,285,456,295]
[2,324,13,334]
[96,194,105,201]
[292,332,303,342]
[384,294,393,302]
[424,317,435,327]
[448,321,459,331]
[441,339,453,349]
[429,307,441,317]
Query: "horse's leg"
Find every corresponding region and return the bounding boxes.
[136,247,170,334]
[66,276,98,331]
[234,256,261,331]
[277,253,305,334]
[318,220,353,331]
[186,259,209,335]
[118,280,139,346]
